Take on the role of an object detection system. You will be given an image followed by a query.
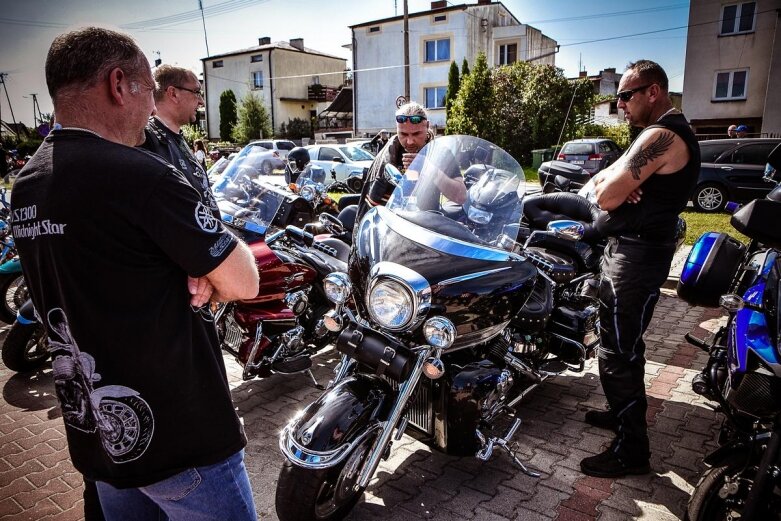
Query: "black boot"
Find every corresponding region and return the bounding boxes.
[580,447,651,478]
[584,409,618,431]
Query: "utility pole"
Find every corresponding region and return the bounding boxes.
[26,94,42,127]
[198,0,210,57]
[0,73,20,143]
[403,0,410,101]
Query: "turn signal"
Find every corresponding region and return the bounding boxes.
[323,309,343,332]
[422,357,445,379]
[719,294,744,312]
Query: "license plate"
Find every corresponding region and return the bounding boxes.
[572,160,585,165]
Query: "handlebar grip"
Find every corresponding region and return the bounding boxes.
[312,241,338,258]
[524,249,554,273]
[284,225,314,245]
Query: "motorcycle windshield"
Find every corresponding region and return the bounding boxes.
[385,135,527,247]
[212,144,286,235]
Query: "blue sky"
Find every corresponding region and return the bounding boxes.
[0,0,691,125]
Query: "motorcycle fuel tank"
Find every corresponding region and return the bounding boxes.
[241,241,318,305]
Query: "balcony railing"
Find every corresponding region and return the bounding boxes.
[308,85,339,102]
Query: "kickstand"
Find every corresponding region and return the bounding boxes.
[503,442,540,478]
[305,369,324,390]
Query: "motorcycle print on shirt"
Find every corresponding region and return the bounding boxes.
[46,308,154,464]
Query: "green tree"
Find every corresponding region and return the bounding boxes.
[461,58,470,78]
[218,90,237,142]
[284,118,312,140]
[231,92,272,145]
[446,52,493,138]
[181,124,206,147]
[444,61,460,119]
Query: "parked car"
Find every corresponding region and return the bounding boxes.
[692,137,781,212]
[218,142,285,179]
[346,139,378,157]
[305,144,373,189]
[556,138,623,175]
[252,139,296,159]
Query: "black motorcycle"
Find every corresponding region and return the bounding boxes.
[275,135,602,520]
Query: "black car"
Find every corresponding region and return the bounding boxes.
[692,138,781,212]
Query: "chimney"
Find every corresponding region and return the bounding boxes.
[290,38,305,51]
[431,1,446,8]
[476,0,491,4]
[579,70,587,78]
[258,36,270,45]
[604,67,616,74]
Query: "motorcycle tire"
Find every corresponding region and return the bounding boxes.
[0,273,27,324]
[346,177,363,193]
[686,455,778,520]
[1,321,49,372]
[275,432,376,521]
[98,395,154,464]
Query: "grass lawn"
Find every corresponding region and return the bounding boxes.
[682,209,747,246]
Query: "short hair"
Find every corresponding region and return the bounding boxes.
[626,59,669,92]
[45,26,148,100]
[154,65,197,103]
[396,101,428,119]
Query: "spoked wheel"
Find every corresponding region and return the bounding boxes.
[692,183,726,213]
[97,395,154,463]
[1,322,49,372]
[275,433,377,521]
[686,456,781,520]
[0,274,26,324]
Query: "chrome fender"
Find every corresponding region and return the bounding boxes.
[279,373,392,469]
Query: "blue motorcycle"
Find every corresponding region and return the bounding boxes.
[678,164,781,519]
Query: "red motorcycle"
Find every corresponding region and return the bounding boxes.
[213,156,350,386]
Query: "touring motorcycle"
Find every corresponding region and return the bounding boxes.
[213,162,351,386]
[275,135,603,520]
[680,159,781,520]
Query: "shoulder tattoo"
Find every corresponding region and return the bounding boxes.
[627,131,675,180]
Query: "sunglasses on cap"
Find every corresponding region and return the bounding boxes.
[615,84,654,103]
[395,114,426,124]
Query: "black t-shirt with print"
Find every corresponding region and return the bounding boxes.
[12,129,243,488]
[139,117,219,219]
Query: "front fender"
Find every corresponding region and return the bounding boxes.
[279,373,392,469]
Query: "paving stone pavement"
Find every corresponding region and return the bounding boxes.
[1,282,727,520]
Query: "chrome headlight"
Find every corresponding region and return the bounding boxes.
[467,206,493,224]
[423,316,456,349]
[368,279,414,330]
[323,272,351,304]
[300,184,316,202]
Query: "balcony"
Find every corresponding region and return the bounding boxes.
[308,85,339,102]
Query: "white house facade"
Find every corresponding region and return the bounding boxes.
[350,0,557,136]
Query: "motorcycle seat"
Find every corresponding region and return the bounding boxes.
[525,246,577,285]
[523,192,602,243]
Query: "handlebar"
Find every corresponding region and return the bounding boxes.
[284,225,338,258]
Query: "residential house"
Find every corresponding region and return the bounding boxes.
[350,0,558,135]
[573,68,624,126]
[682,0,781,137]
[202,37,347,140]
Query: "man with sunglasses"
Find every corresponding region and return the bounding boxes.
[360,102,457,214]
[140,65,218,218]
[580,60,700,478]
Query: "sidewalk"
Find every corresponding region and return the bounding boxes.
[1,251,723,521]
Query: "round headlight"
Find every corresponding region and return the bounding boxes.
[323,272,351,304]
[300,185,316,202]
[423,316,456,349]
[368,279,414,330]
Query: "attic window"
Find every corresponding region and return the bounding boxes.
[212,60,224,68]
[433,15,447,22]
[251,54,263,62]
[368,26,381,33]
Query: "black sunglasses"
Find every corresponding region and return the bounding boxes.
[616,84,652,102]
[174,85,203,97]
[395,114,426,124]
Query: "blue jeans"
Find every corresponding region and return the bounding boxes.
[95,450,256,521]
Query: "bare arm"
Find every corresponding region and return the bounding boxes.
[436,174,467,204]
[594,128,689,211]
[203,240,259,302]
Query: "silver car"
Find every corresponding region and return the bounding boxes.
[556,138,623,175]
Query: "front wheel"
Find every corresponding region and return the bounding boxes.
[1,321,49,372]
[346,176,363,193]
[686,456,781,520]
[275,433,376,521]
[0,273,27,324]
[692,183,727,213]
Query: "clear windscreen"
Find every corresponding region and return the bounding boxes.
[212,144,285,234]
[385,135,526,246]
